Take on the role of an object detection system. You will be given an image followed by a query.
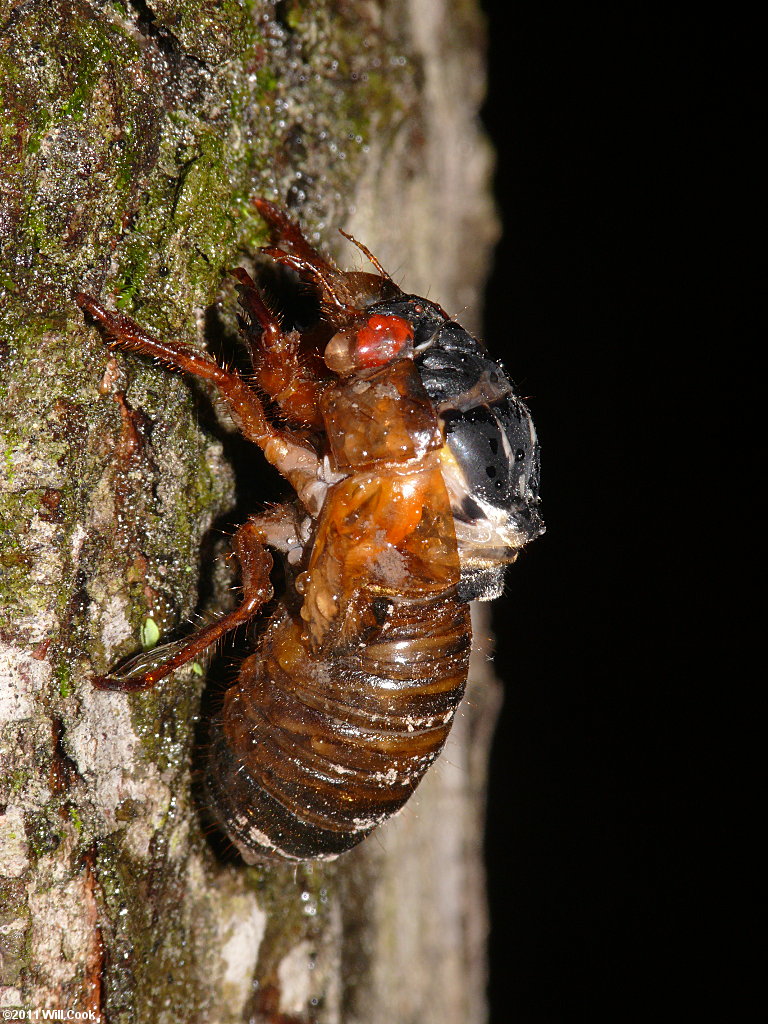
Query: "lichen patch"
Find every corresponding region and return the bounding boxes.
[0,806,30,878]
[0,646,51,723]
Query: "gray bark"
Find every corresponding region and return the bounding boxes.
[0,1,499,1020]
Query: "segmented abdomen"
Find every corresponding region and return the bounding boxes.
[204,595,471,861]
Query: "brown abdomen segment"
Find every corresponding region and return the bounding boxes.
[204,596,471,862]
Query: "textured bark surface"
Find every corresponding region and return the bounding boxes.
[0,1,498,1021]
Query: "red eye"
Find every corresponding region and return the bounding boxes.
[354,314,414,367]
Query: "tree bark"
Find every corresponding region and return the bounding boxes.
[0,2,499,1021]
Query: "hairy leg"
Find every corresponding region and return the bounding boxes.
[255,198,399,312]
[254,198,353,311]
[93,518,275,691]
[75,293,324,513]
[231,267,326,428]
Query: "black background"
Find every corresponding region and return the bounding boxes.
[480,6,727,1020]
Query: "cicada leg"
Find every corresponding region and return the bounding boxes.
[94,518,274,691]
[254,198,354,309]
[75,293,324,513]
[230,267,326,428]
[255,197,401,314]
